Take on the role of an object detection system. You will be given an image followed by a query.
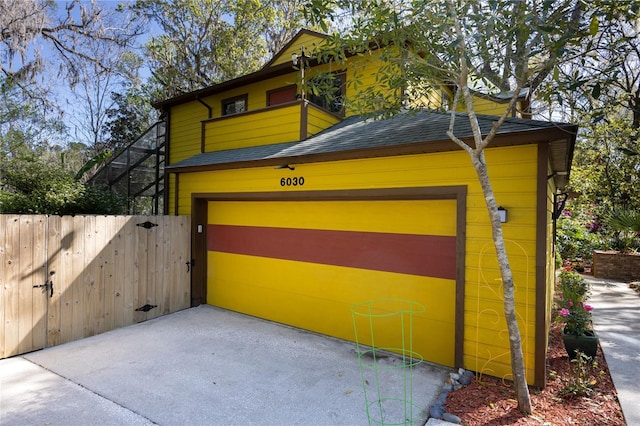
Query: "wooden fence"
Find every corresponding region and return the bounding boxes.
[0,215,191,358]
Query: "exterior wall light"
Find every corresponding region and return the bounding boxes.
[498,206,508,223]
[276,164,295,170]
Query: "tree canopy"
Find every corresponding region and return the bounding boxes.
[136,0,309,100]
[0,0,310,213]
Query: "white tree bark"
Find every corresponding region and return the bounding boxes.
[446,0,532,413]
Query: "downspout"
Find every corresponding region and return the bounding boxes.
[197,97,213,118]
[198,98,213,153]
[552,192,568,245]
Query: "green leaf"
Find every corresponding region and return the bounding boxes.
[619,147,639,156]
[75,151,112,181]
[591,82,601,99]
[589,15,599,36]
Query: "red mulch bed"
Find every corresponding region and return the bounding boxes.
[445,322,625,425]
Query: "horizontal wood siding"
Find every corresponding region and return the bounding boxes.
[343,49,405,116]
[177,143,540,383]
[204,103,301,151]
[457,95,523,118]
[198,75,298,113]
[169,103,209,164]
[0,215,191,358]
[269,33,327,67]
[306,105,341,137]
[167,174,177,215]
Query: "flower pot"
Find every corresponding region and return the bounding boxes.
[561,328,598,360]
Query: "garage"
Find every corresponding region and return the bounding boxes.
[205,195,459,367]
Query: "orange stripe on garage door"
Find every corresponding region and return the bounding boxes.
[208,224,456,279]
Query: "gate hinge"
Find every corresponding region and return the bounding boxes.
[135,304,157,312]
[136,221,158,229]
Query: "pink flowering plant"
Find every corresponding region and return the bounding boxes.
[556,301,594,336]
[555,271,594,336]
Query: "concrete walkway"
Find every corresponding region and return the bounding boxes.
[1,305,450,425]
[586,275,640,426]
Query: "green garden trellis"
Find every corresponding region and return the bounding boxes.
[351,299,426,426]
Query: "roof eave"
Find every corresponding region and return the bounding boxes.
[166,124,577,175]
[152,61,297,110]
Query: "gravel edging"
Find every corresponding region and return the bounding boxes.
[426,368,474,424]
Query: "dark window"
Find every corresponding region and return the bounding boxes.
[308,72,345,114]
[222,95,247,115]
[267,85,297,106]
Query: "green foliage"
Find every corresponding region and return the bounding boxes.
[570,116,640,211]
[136,0,308,99]
[556,212,603,262]
[606,209,640,252]
[75,185,127,215]
[102,88,157,154]
[560,351,600,398]
[303,2,595,411]
[557,270,591,304]
[0,155,125,215]
[74,151,112,182]
[560,113,640,257]
[305,0,587,118]
[555,271,593,336]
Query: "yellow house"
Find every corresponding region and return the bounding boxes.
[153,30,576,387]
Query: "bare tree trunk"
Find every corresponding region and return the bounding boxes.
[469,150,532,414]
[445,0,533,410]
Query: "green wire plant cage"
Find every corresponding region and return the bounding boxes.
[351,298,426,426]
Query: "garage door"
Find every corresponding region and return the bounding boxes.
[207,199,457,366]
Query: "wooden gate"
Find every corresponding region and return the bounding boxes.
[0,215,191,359]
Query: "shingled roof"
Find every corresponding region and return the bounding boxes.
[167,110,577,188]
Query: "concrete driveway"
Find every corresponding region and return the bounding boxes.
[1,305,450,425]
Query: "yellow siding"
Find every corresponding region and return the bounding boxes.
[306,104,341,137]
[456,94,525,118]
[343,49,403,116]
[204,104,301,151]
[174,143,541,382]
[211,199,456,235]
[269,33,327,67]
[192,74,298,116]
[167,174,177,215]
[472,96,512,116]
[169,103,210,164]
[167,43,517,165]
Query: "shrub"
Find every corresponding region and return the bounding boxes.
[557,270,591,303]
[555,271,594,336]
[556,214,603,263]
[606,209,640,253]
[560,351,600,398]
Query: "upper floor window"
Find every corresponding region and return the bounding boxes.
[308,72,346,114]
[267,85,297,106]
[222,94,247,115]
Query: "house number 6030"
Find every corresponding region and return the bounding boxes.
[280,177,305,186]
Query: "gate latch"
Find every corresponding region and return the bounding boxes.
[136,221,158,229]
[135,304,157,312]
[33,271,55,298]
